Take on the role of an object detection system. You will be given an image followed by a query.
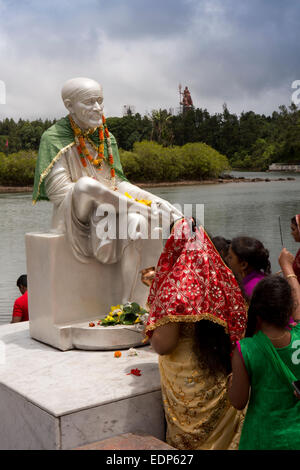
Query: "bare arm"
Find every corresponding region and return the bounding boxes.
[227,346,250,410]
[150,322,180,355]
[278,248,300,322]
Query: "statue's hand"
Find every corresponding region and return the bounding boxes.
[152,198,183,220]
[117,181,183,220]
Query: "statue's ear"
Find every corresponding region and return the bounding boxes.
[63,98,73,113]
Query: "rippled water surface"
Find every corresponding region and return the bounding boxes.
[1,171,300,324]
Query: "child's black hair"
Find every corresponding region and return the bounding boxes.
[245,275,293,337]
[17,274,27,288]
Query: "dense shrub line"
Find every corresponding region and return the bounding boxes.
[120,141,229,182]
[0,141,229,186]
[2,102,300,171]
[0,150,37,186]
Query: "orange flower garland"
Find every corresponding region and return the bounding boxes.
[69,115,116,187]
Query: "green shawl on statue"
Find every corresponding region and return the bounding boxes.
[32,116,128,203]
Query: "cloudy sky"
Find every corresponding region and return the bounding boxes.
[0,0,299,120]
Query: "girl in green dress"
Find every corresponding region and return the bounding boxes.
[228,275,300,450]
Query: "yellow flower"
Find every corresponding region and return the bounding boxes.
[110,311,122,318]
[106,315,115,322]
[134,317,141,324]
[135,198,152,206]
[110,304,123,317]
[110,304,122,311]
[125,192,151,206]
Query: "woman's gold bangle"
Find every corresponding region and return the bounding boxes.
[286,274,298,280]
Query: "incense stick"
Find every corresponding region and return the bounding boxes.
[278,216,284,247]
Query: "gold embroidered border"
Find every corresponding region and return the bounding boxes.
[32,142,75,205]
[144,313,228,341]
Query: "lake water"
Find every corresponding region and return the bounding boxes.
[1,170,300,324]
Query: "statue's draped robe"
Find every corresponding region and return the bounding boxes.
[33,116,154,264]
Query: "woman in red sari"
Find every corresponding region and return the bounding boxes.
[145,218,248,450]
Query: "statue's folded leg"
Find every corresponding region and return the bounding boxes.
[72,176,105,224]
[72,176,140,222]
[90,209,148,303]
[69,177,157,303]
[120,239,143,304]
[119,211,148,303]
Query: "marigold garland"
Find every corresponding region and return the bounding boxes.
[69,114,116,187]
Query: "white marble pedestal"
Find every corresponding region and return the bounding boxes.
[0,323,164,450]
[26,232,162,351]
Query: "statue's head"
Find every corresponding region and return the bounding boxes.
[62,77,104,130]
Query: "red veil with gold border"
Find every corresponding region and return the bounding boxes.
[145,218,247,350]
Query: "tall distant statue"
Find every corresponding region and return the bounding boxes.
[33,77,182,303]
[181,86,193,111]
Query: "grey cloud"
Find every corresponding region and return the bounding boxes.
[1,0,196,55]
[169,0,300,112]
[0,0,300,119]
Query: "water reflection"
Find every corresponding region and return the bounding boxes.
[0,195,51,323]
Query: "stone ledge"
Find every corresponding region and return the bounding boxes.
[74,433,176,450]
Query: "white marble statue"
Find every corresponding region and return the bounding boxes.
[33,77,182,303]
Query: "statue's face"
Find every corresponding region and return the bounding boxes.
[69,85,104,129]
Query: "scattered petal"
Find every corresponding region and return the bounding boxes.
[127,368,142,376]
[127,348,138,356]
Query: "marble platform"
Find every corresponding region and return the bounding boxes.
[0,322,164,450]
